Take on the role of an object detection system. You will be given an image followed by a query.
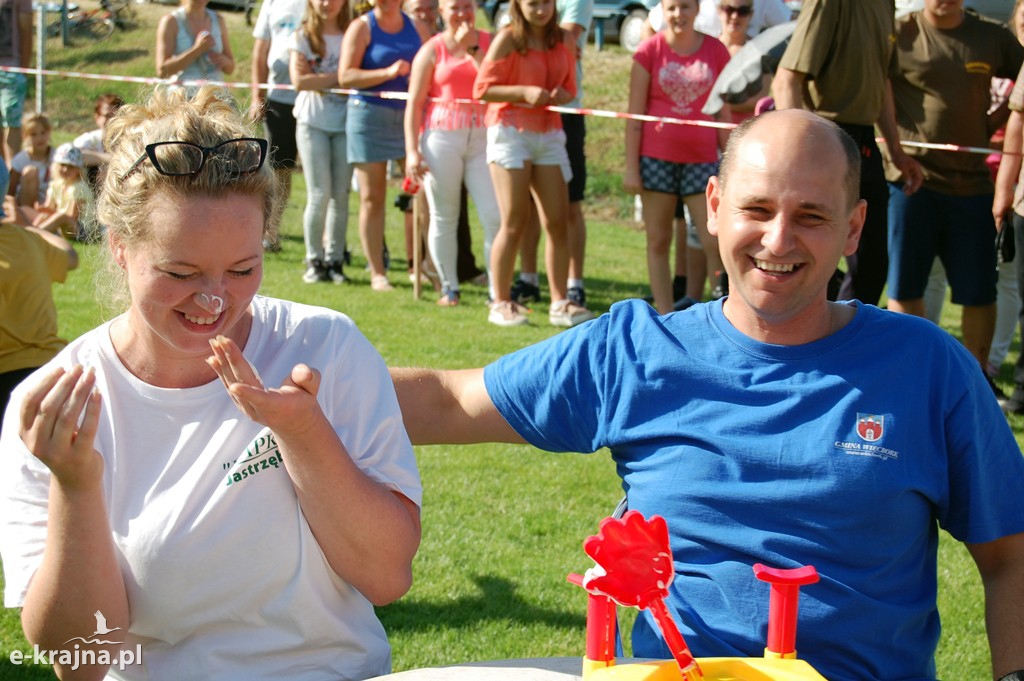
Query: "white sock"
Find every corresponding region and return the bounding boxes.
[519,272,539,286]
[568,278,584,290]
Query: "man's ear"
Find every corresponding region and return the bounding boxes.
[706,175,721,237]
[843,198,867,257]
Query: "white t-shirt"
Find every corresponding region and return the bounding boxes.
[253,0,306,105]
[649,0,792,37]
[11,147,54,204]
[0,296,421,681]
[291,31,347,132]
[72,128,104,154]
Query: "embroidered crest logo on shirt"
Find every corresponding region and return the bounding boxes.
[856,413,885,442]
[658,60,714,115]
[833,413,899,462]
[223,430,285,487]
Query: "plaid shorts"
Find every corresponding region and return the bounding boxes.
[640,156,717,197]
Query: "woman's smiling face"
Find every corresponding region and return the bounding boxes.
[112,191,265,373]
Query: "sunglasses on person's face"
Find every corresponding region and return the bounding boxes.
[119,138,268,183]
[720,4,752,17]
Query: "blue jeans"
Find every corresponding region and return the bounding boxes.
[295,122,353,263]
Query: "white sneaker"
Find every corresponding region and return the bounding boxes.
[549,300,594,327]
[326,261,346,284]
[303,259,327,284]
[488,300,529,327]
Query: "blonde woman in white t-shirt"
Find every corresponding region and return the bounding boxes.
[0,86,421,681]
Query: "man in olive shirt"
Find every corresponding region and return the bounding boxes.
[774,0,921,306]
[882,0,1023,393]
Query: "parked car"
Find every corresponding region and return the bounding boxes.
[592,0,659,52]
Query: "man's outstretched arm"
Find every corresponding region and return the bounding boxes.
[390,368,526,446]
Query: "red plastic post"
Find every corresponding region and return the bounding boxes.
[567,573,616,663]
[752,564,819,658]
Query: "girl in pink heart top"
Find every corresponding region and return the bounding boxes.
[624,0,732,315]
[470,0,595,329]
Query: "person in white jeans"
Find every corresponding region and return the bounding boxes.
[419,125,499,301]
[405,0,498,306]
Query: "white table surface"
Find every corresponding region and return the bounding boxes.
[367,656,587,680]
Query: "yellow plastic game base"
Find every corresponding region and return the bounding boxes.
[584,657,827,681]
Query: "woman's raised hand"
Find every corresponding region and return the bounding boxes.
[19,365,103,490]
[207,335,324,438]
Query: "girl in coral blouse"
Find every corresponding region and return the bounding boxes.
[472,0,593,328]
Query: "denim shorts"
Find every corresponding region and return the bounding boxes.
[346,98,406,164]
[486,124,572,183]
[887,184,997,306]
[0,72,27,128]
[640,156,717,197]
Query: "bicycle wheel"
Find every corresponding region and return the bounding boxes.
[105,0,136,29]
[69,15,115,42]
[114,4,137,30]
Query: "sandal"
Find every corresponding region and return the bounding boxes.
[370,274,394,292]
[437,290,460,307]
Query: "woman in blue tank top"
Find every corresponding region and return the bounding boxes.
[340,0,429,291]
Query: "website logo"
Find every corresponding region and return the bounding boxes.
[9,610,142,672]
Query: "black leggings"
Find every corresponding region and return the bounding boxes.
[837,123,890,306]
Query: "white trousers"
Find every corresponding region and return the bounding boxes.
[421,126,500,293]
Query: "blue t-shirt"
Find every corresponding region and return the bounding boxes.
[484,298,1024,681]
[352,11,420,110]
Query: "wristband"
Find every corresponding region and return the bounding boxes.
[998,671,1024,681]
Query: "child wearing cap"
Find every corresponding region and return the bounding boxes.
[7,143,94,240]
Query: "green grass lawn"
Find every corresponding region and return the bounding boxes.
[2,4,1021,679]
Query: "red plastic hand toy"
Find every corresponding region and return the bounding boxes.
[582,510,673,608]
[581,511,703,680]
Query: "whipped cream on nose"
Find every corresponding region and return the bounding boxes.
[193,293,224,315]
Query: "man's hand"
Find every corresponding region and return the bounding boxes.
[891,149,924,196]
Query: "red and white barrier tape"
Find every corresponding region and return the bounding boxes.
[2,64,1009,156]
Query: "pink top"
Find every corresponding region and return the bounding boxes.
[472,41,576,133]
[424,31,493,130]
[634,32,730,164]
